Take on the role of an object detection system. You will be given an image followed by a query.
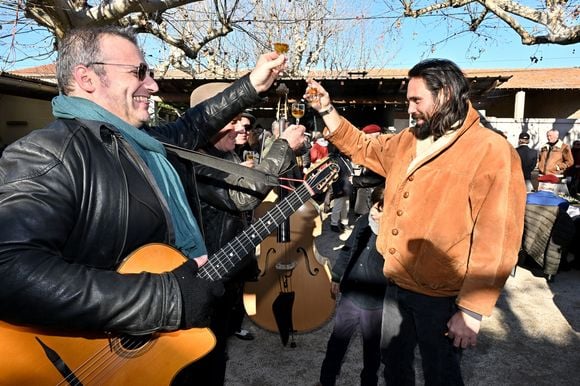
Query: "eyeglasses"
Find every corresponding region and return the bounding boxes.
[87,62,154,81]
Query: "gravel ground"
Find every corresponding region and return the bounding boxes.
[224,214,580,385]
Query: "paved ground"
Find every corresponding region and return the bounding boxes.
[224,213,580,385]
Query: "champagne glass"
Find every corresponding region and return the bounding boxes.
[291,102,305,125]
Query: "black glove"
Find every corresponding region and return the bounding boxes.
[171,259,225,329]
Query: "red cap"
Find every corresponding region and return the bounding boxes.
[362,124,381,134]
[537,174,560,183]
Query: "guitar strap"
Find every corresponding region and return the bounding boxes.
[162,142,280,187]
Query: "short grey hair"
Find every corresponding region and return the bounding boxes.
[56,26,139,95]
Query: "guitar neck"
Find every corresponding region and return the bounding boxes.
[198,182,311,281]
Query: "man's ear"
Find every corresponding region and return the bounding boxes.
[72,64,97,93]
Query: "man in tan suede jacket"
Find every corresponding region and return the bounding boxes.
[305,59,526,385]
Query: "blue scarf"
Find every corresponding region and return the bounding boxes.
[52,95,207,258]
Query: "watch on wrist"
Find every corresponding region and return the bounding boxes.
[319,105,334,116]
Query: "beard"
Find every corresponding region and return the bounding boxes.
[411,113,432,140]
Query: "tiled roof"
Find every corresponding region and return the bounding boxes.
[465,68,580,90]
[11,63,57,80]
[10,63,580,90]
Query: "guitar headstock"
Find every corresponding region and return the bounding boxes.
[304,157,340,195]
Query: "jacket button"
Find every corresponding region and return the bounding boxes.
[403,192,409,198]
[396,210,403,216]
[388,248,396,254]
[392,229,399,235]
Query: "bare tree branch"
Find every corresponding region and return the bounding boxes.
[400,0,580,45]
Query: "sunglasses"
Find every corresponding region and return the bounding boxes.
[87,62,154,81]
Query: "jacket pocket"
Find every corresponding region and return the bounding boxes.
[406,238,467,291]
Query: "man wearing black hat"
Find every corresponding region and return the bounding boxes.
[516,132,538,192]
[235,110,259,162]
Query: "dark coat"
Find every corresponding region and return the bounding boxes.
[0,75,261,334]
[332,215,387,305]
[195,139,295,279]
[328,144,352,199]
[516,145,538,180]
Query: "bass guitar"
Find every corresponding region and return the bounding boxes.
[0,159,339,386]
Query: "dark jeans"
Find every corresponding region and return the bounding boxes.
[173,279,243,386]
[320,296,384,386]
[381,283,464,386]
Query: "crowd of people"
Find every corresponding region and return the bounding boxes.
[514,128,580,278]
[0,24,577,386]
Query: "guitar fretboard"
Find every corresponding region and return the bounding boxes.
[198,182,312,281]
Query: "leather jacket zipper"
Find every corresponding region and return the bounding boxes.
[112,132,176,245]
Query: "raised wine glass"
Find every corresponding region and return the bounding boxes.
[305,86,320,103]
[291,101,305,125]
[273,42,289,74]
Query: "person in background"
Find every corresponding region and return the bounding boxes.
[565,140,580,197]
[248,124,266,160]
[305,58,526,385]
[258,119,282,158]
[537,128,574,176]
[298,131,312,174]
[235,110,258,162]
[0,25,285,385]
[353,124,384,217]
[319,186,387,386]
[328,143,353,233]
[310,131,329,164]
[515,132,539,192]
[185,82,306,386]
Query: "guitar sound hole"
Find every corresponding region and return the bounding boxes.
[120,334,151,349]
[112,334,154,358]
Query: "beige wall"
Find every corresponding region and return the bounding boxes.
[0,94,53,145]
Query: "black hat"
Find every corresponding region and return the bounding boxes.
[518,132,530,140]
[241,110,256,126]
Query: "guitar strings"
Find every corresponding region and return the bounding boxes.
[198,182,311,282]
[54,164,334,384]
[57,335,152,385]
[57,185,311,383]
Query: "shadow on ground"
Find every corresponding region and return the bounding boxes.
[224,212,580,385]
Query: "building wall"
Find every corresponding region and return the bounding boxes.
[0,94,52,145]
[524,90,580,119]
[486,90,580,119]
[487,117,580,149]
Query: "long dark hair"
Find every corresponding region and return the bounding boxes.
[370,185,384,210]
[408,59,470,139]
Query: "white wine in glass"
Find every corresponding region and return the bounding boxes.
[273,42,289,75]
[291,102,305,125]
[273,42,289,54]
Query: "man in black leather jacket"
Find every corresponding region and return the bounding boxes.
[0,25,285,343]
[183,82,305,385]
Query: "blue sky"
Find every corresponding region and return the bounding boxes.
[385,18,578,69]
[355,0,578,70]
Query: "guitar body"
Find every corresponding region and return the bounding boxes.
[0,160,340,384]
[244,194,335,333]
[0,244,216,386]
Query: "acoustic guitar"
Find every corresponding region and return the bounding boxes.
[0,159,338,386]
